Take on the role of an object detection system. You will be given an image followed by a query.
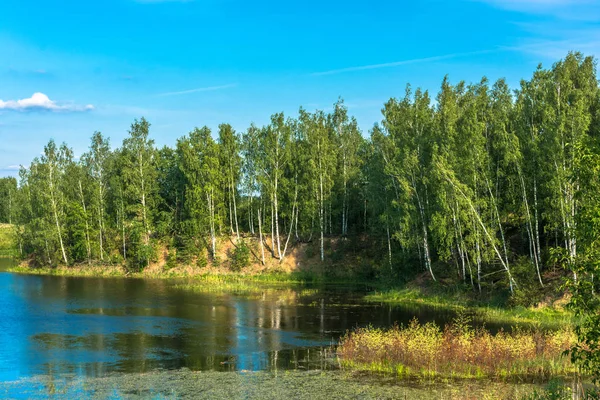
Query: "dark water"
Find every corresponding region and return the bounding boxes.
[0,259,467,383]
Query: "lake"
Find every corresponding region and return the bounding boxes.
[0,258,547,398]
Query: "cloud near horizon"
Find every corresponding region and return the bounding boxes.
[0,92,94,112]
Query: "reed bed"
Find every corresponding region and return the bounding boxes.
[337,317,576,380]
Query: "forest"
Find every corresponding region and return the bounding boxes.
[1,52,599,300]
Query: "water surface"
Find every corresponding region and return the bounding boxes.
[0,259,469,382]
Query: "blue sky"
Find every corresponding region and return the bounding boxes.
[1,0,599,177]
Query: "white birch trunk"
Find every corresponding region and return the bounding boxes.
[49,162,68,265]
[78,180,92,264]
[258,208,265,265]
[444,174,515,292]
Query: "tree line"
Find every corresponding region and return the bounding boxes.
[1,52,599,295]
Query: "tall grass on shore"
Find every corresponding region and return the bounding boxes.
[337,316,576,380]
[6,263,356,285]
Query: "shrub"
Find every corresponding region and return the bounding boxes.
[165,250,177,270]
[196,250,208,269]
[230,241,251,272]
[509,256,547,307]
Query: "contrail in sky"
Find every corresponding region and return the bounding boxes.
[156,83,237,97]
[310,48,510,76]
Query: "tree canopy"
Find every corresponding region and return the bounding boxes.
[3,53,599,304]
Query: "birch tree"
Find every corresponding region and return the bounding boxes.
[300,108,336,261]
[381,86,437,281]
[241,124,260,235]
[82,132,111,262]
[38,140,71,265]
[218,123,241,240]
[178,127,222,258]
[258,113,291,259]
[333,99,363,237]
[120,118,157,269]
[542,53,597,281]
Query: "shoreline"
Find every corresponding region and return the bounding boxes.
[365,287,573,328]
[5,263,578,386]
[7,263,573,328]
[5,263,365,285]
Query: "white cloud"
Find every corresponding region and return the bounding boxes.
[477,0,599,19]
[486,0,582,5]
[513,37,600,60]
[480,0,588,10]
[0,93,94,112]
[476,0,600,61]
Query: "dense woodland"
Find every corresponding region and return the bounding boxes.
[1,52,600,297]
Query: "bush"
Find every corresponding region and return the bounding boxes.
[165,250,177,270]
[110,252,124,265]
[175,235,198,266]
[230,240,251,272]
[196,250,208,268]
[510,256,548,307]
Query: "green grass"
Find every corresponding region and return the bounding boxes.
[7,262,370,286]
[366,287,574,328]
[7,265,126,277]
[173,276,319,297]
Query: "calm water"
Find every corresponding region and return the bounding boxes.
[0,258,467,383]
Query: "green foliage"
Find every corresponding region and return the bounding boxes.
[196,250,208,269]
[229,240,251,272]
[165,250,177,270]
[566,259,600,384]
[177,126,222,258]
[5,52,600,378]
[109,252,123,265]
[510,257,551,307]
[126,225,154,271]
[0,178,17,224]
